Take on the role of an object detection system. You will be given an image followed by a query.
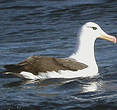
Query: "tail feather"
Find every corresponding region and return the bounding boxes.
[4,64,23,73]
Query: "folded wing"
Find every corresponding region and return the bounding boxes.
[4,56,88,75]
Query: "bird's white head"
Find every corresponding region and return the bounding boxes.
[81,22,117,43]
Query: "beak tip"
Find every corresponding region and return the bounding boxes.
[114,37,117,43]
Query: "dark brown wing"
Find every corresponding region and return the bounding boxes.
[54,58,88,70]
[4,56,88,75]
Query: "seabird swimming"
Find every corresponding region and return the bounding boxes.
[3,22,117,80]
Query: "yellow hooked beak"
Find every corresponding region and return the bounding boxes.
[99,32,117,43]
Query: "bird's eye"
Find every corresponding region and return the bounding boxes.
[92,27,97,30]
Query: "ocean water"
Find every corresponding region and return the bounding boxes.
[0,0,117,109]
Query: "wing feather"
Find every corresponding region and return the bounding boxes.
[4,56,88,74]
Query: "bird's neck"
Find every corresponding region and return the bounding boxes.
[70,32,97,66]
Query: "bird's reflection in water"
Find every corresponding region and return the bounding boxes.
[3,76,104,95]
[82,80,103,93]
[3,78,71,88]
[3,80,37,88]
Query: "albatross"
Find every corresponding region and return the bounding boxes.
[4,22,117,80]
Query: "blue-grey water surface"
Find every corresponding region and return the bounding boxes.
[0,0,117,110]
